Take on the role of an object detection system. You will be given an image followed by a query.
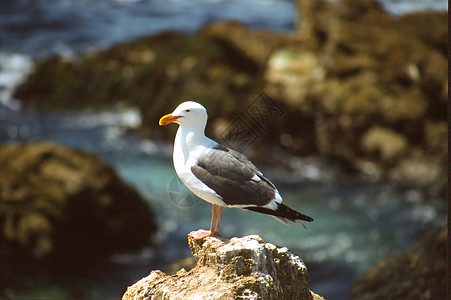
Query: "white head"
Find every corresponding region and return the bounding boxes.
[159,101,208,129]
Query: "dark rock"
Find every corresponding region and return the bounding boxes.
[123,234,324,300]
[0,142,157,277]
[12,26,270,141]
[349,224,447,300]
[13,32,187,110]
[396,12,447,56]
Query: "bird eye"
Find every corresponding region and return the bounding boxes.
[185,109,191,112]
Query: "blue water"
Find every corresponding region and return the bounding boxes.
[0,1,447,299]
[0,0,447,57]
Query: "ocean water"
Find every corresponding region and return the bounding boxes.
[0,0,447,57]
[0,0,447,299]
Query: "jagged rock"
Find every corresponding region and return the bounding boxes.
[123,234,324,300]
[0,142,157,278]
[350,224,446,300]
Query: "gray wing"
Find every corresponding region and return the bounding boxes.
[190,146,277,207]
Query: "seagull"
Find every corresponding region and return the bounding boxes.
[159,101,313,240]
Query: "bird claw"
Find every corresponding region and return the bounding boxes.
[189,229,214,240]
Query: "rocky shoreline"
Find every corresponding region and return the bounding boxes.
[12,0,446,194]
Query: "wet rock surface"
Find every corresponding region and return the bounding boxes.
[122,234,324,300]
[0,142,157,280]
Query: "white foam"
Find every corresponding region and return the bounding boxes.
[0,52,33,111]
[378,0,447,15]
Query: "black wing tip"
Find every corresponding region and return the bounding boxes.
[287,216,313,226]
[278,203,314,223]
[245,204,314,224]
[291,213,314,223]
[303,215,314,222]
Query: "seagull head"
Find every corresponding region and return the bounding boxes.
[159,101,208,128]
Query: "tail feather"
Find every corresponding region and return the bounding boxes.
[245,204,313,227]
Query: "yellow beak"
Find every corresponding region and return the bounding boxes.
[159,113,181,126]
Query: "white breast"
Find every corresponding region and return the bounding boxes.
[173,133,225,206]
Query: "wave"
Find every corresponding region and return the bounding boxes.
[0,52,32,110]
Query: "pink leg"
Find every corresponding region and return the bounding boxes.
[210,204,217,232]
[190,204,218,240]
[213,206,223,234]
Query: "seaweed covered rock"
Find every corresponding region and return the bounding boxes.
[122,234,323,300]
[0,142,157,277]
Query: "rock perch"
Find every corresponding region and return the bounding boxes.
[123,234,323,300]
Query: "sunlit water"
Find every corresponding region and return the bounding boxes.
[0,0,447,299]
